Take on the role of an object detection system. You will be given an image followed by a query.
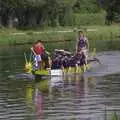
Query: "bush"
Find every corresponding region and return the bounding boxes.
[72,12,105,26]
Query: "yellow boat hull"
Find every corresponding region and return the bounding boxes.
[34,64,90,77]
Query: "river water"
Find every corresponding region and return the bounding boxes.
[0,45,120,120]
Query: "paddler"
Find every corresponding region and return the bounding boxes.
[75,48,86,72]
[75,48,86,66]
[51,56,62,69]
[61,55,70,73]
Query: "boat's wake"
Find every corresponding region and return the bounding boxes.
[84,51,120,77]
[15,73,35,80]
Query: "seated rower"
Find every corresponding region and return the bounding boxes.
[51,56,62,69]
[75,49,86,66]
[68,56,76,73]
[61,55,70,72]
[75,48,86,72]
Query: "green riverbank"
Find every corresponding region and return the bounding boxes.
[0,25,120,51]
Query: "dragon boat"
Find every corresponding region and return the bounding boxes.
[24,48,100,80]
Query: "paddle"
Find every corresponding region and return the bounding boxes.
[90,48,102,65]
[91,48,96,57]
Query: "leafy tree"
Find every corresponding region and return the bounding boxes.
[99,0,120,24]
[73,0,102,13]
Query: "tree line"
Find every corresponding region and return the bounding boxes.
[0,0,119,28]
[99,0,120,25]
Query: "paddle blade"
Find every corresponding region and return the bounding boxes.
[92,48,96,57]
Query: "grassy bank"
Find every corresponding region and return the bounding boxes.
[0,25,120,50]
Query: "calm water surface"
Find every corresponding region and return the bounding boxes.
[0,45,120,120]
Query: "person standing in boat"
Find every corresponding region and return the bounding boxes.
[31,40,50,70]
[76,30,89,58]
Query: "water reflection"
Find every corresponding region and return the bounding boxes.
[75,76,88,98]
[25,74,120,120]
[26,85,44,120]
[35,89,44,120]
[25,75,100,120]
[0,71,119,120]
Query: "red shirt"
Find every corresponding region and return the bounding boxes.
[33,46,44,55]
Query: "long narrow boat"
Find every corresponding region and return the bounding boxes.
[24,48,100,80]
[25,62,91,81]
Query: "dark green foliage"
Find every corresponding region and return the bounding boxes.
[99,0,120,24]
[0,0,76,28]
[73,0,102,13]
[72,12,105,26]
[0,0,119,28]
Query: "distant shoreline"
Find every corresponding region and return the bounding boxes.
[0,25,120,46]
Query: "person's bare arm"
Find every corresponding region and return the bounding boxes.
[31,47,36,55]
[86,39,89,50]
[41,43,45,50]
[76,39,79,53]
